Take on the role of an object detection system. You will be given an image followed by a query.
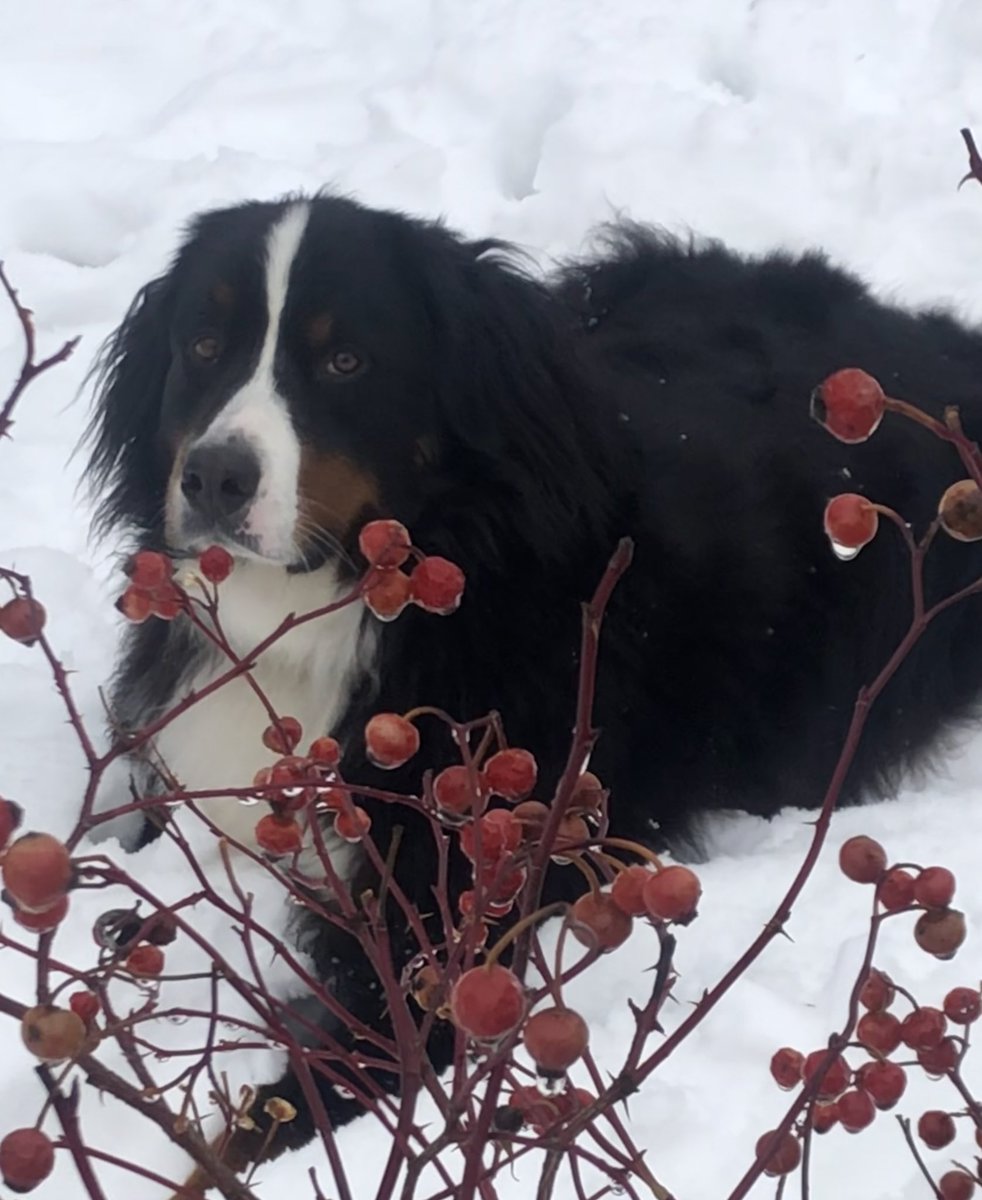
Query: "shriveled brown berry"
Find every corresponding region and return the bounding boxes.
[263,1097,297,1123]
[551,814,589,862]
[838,835,886,884]
[918,1110,956,1150]
[914,909,967,959]
[642,865,701,923]
[570,771,604,812]
[877,868,915,912]
[939,480,982,543]
[2,832,72,912]
[913,866,956,909]
[836,1088,876,1133]
[770,1047,805,1091]
[570,891,633,953]
[943,986,981,1025]
[857,1010,902,1056]
[21,1004,86,1062]
[856,1060,906,1110]
[859,969,895,1012]
[0,1127,55,1192]
[0,597,46,646]
[522,1007,589,1073]
[512,799,550,841]
[754,1130,801,1177]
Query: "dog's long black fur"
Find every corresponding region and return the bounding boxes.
[86,198,982,1162]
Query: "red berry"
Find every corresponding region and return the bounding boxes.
[148,581,183,620]
[914,866,956,910]
[569,891,633,953]
[943,986,981,1025]
[940,1171,976,1200]
[0,1128,55,1192]
[0,597,46,646]
[126,943,165,977]
[939,480,982,544]
[2,833,72,913]
[410,556,466,615]
[358,519,412,569]
[810,368,886,443]
[459,809,522,865]
[364,569,412,621]
[611,865,653,917]
[68,991,100,1025]
[836,1088,876,1133]
[12,894,69,933]
[914,909,967,959]
[754,1130,801,1177]
[449,964,525,1040]
[522,1006,589,1073]
[198,544,234,583]
[857,1011,902,1056]
[918,1110,956,1150]
[365,713,419,770]
[811,1103,839,1134]
[838,835,887,884]
[433,765,484,818]
[859,969,895,1012]
[802,1051,851,1099]
[126,549,171,589]
[770,1047,805,1091]
[917,1037,959,1077]
[642,865,701,923]
[856,1060,907,1110]
[308,736,342,767]
[570,772,605,813]
[877,868,916,912]
[901,1007,947,1051]
[335,805,371,843]
[484,749,538,801]
[20,1005,86,1063]
[823,494,879,555]
[261,716,303,755]
[117,584,154,623]
[255,814,303,856]
[0,798,23,850]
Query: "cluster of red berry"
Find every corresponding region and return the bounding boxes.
[359,519,465,620]
[814,369,982,553]
[117,545,233,624]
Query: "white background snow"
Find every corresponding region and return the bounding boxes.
[2,1,982,1197]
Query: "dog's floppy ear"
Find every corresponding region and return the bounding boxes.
[85,274,175,538]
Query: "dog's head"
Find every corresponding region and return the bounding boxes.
[86,195,613,573]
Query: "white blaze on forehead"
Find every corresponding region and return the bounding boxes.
[195,202,311,559]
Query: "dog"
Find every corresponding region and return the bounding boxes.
[85,195,982,1166]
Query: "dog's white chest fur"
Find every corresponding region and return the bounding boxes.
[150,561,370,855]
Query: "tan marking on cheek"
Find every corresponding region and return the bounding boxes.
[306,312,334,348]
[297,451,381,541]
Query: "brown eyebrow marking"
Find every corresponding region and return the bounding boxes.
[306,312,334,347]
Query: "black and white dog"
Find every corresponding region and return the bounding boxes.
[86,196,982,1163]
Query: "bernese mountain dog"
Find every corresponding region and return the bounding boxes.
[85,195,982,1166]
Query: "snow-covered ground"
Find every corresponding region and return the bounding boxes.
[3,1,982,1197]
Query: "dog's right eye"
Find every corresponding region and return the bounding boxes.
[190,335,222,363]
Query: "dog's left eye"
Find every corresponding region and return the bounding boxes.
[321,348,365,379]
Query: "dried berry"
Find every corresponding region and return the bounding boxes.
[21,1005,86,1063]
[810,368,886,443]
[914,909,967,959]
[939,480,982,543]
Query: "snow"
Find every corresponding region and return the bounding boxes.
[2,1,982,1197]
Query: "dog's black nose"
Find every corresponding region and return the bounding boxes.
[181,440,261,522]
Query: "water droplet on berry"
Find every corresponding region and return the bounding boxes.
[830,540,860,562]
